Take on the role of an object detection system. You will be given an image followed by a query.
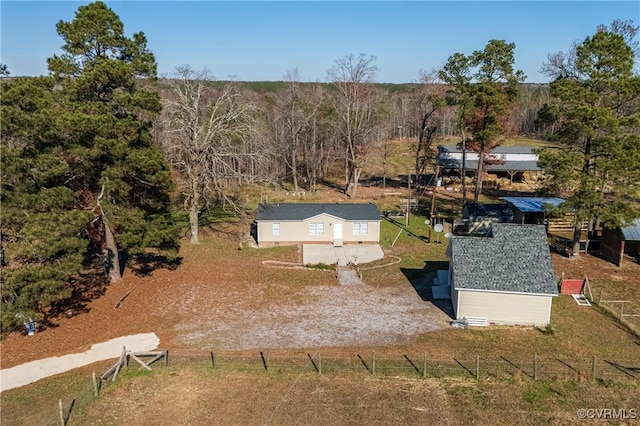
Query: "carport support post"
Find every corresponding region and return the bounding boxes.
[428,165,439,243]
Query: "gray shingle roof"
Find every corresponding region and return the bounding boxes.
[449,223,558,295]
[256,203,381,222]
[621,219,640,241]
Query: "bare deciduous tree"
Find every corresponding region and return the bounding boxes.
[158,66,260,243]
[327,54,382,198]
[414,69,447,183]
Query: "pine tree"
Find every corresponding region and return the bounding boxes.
[440,40,525,203]
[538,21,640,253]
[1,1,179,333]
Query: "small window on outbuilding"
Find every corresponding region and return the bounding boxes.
[272,223,280,236]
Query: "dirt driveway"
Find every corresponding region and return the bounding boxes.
[172,276,451,350]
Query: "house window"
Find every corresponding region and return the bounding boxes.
[308,223,324,235]
[353,223,368,235]
[272,223,280,236]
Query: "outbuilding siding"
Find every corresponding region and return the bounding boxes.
[455,290,552,326]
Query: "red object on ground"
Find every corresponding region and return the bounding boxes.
[561,279,585,294]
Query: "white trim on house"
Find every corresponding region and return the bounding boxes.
[452,287,558,297]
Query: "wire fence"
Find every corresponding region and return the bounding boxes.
[42,349,639,425]
[595,291,640,336]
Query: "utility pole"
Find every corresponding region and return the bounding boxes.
[406,173,411,226]
[428,165,440,243]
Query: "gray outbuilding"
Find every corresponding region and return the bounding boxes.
[447,223,558,326]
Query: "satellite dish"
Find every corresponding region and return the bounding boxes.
[424,219,429,225]
[434,223,444,233]
[444,232,453,239]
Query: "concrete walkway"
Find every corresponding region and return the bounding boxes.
[336,266,362,285]
[303,244,384,266]
[0,333,160,392]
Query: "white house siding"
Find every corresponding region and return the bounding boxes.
[454,289,553,326]
[257,214,380,246]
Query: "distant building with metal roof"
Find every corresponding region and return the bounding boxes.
[600,218,640,266]
[446,223,558,326]
[437,145,542,173]
[621,219,640,242]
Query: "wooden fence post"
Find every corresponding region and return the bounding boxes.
[372,351,376,376]
[423,352,427,379]
[533,353,538,381]
[260,351,268,372]
[210,351,215,369]
[476,355,480,380]
[92,371,98,397]
[319,352,322,375]
[165,350,169,367]
[59,400,65,426]
[591,356,597,382]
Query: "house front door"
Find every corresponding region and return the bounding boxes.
[333,223,343,246]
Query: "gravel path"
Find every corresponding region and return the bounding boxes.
[0,333,160,392]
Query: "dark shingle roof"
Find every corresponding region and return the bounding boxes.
[449,223,558,295]
[621,219,640,241]
[256,203,381,221]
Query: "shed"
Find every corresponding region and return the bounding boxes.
[599,219,640,266]
[500,196,565,225]
[447,223,558,326]
[254,203,381,247]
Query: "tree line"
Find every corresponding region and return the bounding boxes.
[1,1,638,333]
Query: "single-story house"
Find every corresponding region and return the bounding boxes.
[454,202,514,236]
[254,203,381,247]
[599,219,640,266]
[447,223,558,326]
[501,196,565,225]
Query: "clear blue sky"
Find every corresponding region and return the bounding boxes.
[2,1,639,83]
